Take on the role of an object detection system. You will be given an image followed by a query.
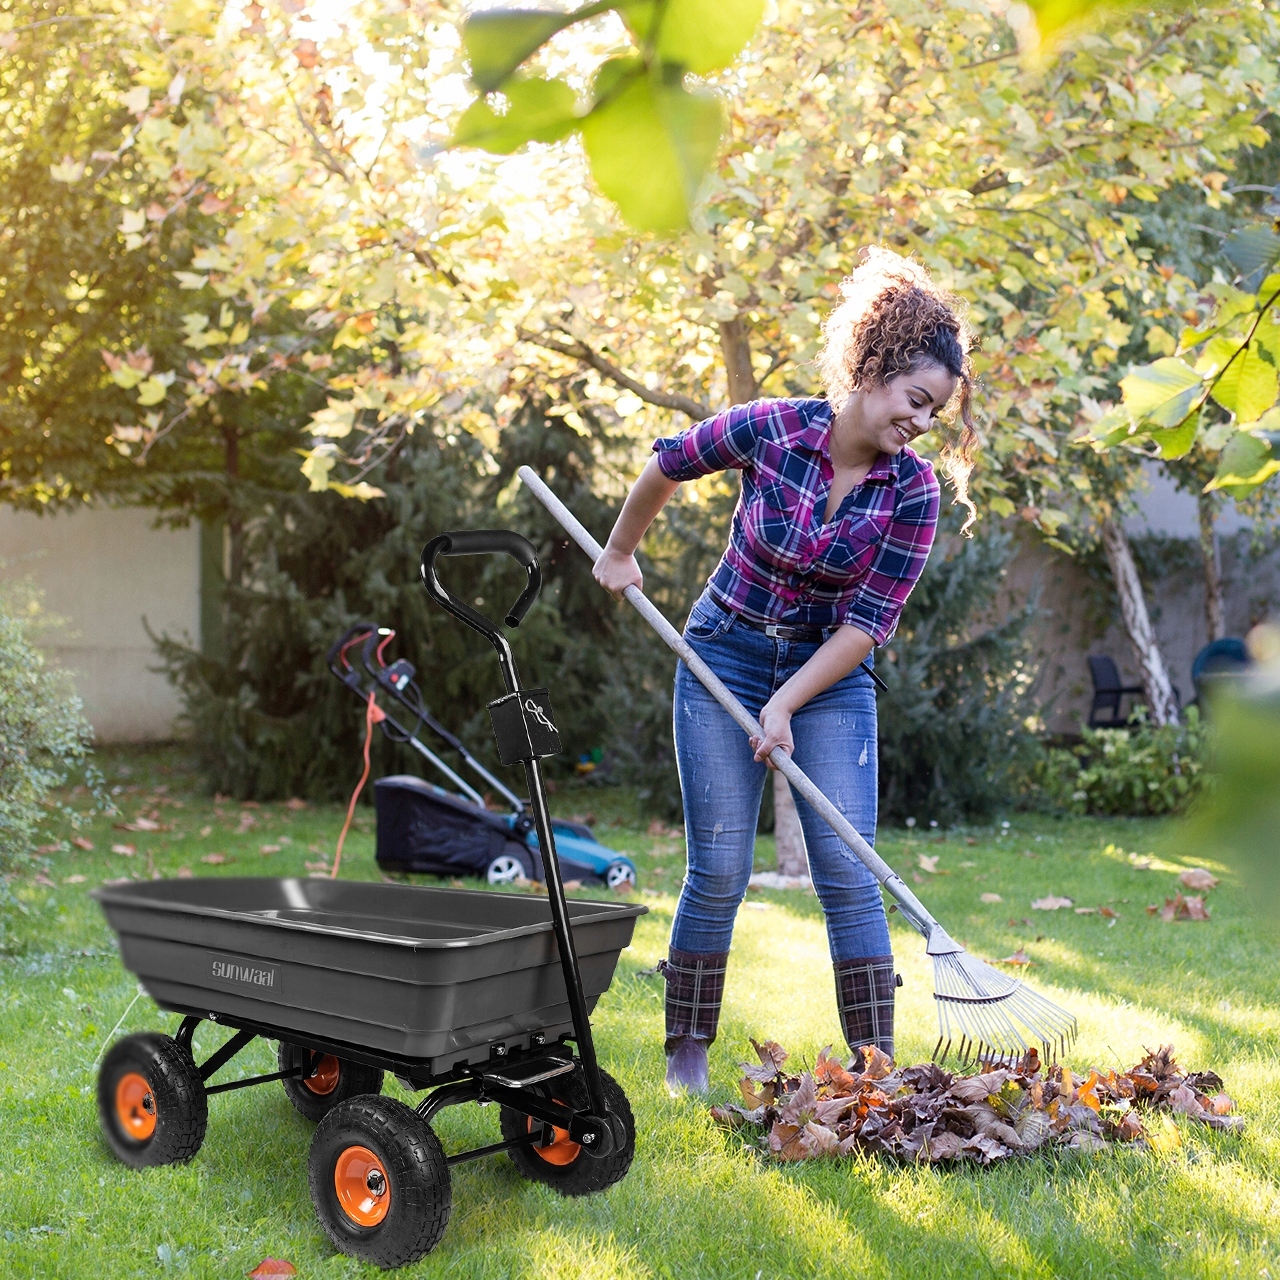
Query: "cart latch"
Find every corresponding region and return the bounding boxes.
[488,688,562,765]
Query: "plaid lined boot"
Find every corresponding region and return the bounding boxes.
[659,946,728,1095]
[834,955,901,1063]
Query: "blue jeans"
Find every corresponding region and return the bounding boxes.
[670,592,889,963]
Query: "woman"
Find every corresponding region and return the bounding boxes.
[595,249,978,1093]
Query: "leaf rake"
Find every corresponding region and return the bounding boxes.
[519,465,1078,1067]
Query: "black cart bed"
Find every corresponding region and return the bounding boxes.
[95,877,645,1078]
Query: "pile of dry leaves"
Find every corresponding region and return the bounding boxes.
[711,1041,1241,1164]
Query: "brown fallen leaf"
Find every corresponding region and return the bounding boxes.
[36,843,62,854]
[111,843,137,857]
[199,825,213,837]
[917,854,947,874]
[1099,906,1119,919]
[1158,893,1211,923]
[247,1260,297,1279]
[260,844,282,854]
[1031,895,1073,910]
[177,867,194,879]
[64,874,87,884]
[965,838,979,846]
[980,892,1003,903]
[71,837,94,851]
[1007,917,1030,927]
[1075,906,1098,915]
[997,949,1032,966]
[201,853,231,865]
[1178,868,1219,892]
[34,873,56,888]
[286,797,308,810]
[563,879,583,890]
[122,816,162,832]
[1128,854,1153,870]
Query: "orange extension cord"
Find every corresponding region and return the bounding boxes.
[331,690,384,879]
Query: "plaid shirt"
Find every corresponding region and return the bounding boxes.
[653,398,939,645]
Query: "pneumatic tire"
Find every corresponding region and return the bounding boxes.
[309,1094,451,1269]
[98,1032,208,1168]
[278,1042,384,1122]
[499,1066,635,1196]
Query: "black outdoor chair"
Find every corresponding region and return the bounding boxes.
[1087,655,1145,727]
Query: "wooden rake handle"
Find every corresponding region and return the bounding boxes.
[517,465,941,941]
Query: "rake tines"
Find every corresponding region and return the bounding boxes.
[929,942,1077,1068]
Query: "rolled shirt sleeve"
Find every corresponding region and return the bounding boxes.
[840,462,940,646]
[652,402,763,481]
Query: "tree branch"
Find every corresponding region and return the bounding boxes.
[517,329,711,419]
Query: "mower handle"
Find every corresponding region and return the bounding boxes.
[327,621,379,682]
[420,530,542,636]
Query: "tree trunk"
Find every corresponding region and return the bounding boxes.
[1099,517,1180,726]
[718,317,809,872]
[1197,490,1225,642]
[719,317,759,406]
[773,771,809,877]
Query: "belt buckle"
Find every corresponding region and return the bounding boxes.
[764,623,789,640]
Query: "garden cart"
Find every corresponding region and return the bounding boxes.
[94,530,645,1270]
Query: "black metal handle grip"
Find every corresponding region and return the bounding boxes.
[420,529,542,640]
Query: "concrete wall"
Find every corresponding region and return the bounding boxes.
[0,506,200,742]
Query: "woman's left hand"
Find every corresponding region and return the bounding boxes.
[751,700,794,767]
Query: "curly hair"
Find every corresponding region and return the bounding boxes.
[817,247,979,531]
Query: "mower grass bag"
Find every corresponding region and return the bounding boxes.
[374,774,539,882]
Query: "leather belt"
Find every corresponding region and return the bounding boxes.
[730,612,830,644]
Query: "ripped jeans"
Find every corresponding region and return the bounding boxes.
[669,591,889,963]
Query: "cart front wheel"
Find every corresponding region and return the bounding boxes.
[499,1066,635,1196]
[309,1095,451,1269]
[98,1033,208,1168]
[278,1043,384,1122]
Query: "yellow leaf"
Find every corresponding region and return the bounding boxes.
[300,452,335,492]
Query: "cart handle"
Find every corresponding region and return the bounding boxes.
[420,530,542,637]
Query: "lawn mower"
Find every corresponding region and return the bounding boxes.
[327,621,637,889]
[95,529,646,1269]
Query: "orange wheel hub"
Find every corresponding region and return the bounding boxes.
[115,1071,157,1142]
[303,1055,341,1096]
[528,1118,581,1166]
[334,1145,390,1227]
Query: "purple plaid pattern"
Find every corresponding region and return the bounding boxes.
[653,398,940,645]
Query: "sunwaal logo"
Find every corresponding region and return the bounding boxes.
[209,955,278,990]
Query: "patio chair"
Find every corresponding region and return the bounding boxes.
[1086,655,1145,728]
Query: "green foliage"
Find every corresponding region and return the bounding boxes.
[152,405,648,800]
[874,519,1042,826]
[1039,707,1207,818]
[452,0,763,229]
[0,583,94,868]
[1177,684,1280,928]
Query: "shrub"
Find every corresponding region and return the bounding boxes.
[0,582,94,868]
[1038,706,1207,817]
[876,518,1043,826]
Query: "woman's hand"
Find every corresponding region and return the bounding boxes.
[593,547,643,600]
[750,699,794,767]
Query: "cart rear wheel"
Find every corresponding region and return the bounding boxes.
[499,1066,635,1196]
[309,1095,451,1269]
[98,1033,208,1168]
[278,1043,384,1122]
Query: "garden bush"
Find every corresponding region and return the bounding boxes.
[0,581,94,868]
[1038,706,1207,817]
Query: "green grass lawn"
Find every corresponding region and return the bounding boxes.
[2,745,1278,1279]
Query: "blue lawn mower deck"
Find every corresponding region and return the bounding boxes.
[95,530,647,1269]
